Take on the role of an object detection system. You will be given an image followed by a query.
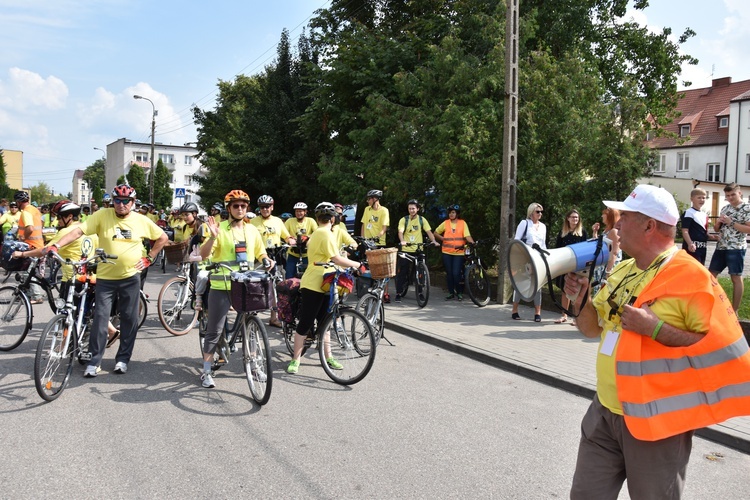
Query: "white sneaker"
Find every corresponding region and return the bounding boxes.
[83,365,100,378]
[113,362,127,374]
[201,371,215,388]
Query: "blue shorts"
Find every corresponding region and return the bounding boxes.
[709,249,746,276]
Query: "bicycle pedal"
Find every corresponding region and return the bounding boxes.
[79,351,92,362]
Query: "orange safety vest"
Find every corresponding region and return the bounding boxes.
[441,219,466,255]
[21,205,44,249]
[616,250,750,441]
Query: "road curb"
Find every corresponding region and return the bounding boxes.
[385,319,750,455]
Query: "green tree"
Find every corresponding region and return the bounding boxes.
[153,159,173,209]
[29,182,55,205]
[118,164,147,202]
[82,159,106,204]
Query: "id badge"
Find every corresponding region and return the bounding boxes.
[600,330,620,356]
[235,241,248,262]
[366,223,373,230]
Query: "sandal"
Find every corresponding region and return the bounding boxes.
[106,330,120,348]
[534,315,542,323]
[268,320,282,328]
[511,312,521,320]
[554,316,568,324]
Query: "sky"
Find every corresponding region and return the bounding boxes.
[1,0,749,197]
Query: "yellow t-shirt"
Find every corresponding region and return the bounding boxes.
[333,224,355,250]
[591,250,711,414]
[285,217,318,257]
[0,211,21,235]
[300,226,339,293]
[251,215,291,248]
[361,205,390,246]
[50,225,99,281]
[398,215,433,252]
[80,208,164,280]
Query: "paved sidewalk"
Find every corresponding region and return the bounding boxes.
[381,287,750,454]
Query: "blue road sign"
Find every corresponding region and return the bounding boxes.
[175,188,186,198]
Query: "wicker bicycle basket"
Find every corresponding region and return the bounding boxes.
[365,247,397,279]
[164,240,189,264]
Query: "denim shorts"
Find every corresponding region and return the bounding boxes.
[709,249,746,276]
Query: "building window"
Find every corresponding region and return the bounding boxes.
[158,153,175,164]
[134,152,149,162]
[707,163,721,182]
[184,155,192,165]
[184,175,192,186]
[677,152,689,172]
[680,125,690,137]
[719,117,728,128]
[746,154,750,172]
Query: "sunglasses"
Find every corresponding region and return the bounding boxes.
[231,204,248,210]
[113,198,132,205]
[535,210,543,214]
[259,205,272,209]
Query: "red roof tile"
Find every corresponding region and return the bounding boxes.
[648,77,750,150]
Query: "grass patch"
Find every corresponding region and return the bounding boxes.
[717,276,750,321]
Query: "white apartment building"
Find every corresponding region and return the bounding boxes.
[71,169,91,205]
[105,138,204,210]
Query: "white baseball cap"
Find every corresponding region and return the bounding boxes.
[603,184,679,226]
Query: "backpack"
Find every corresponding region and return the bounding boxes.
[275,277,301,323]
[0,240,31,271]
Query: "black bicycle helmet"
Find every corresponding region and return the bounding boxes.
[366,189,383,199]
[179,202,199,214]
[315,202,337,218]
[407,199,421,208]
[211,202,223,212]
[13,191,29,203]
[448,204,460,212]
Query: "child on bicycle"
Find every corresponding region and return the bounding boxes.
[287,202,363,375]
[396,199,439,302]
[197,190,272,389]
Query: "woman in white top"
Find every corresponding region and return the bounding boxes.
[511,202,547,322]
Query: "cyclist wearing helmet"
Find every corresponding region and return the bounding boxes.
[209,202,224,223]
[361,189,389,247]
[287,202,363,375]
[284,201,318,278]
[0,201,21,239]
[251,195,294,249]
[434,204,475,301]
[332,203,357,250]
[101,193,112,208]
[41,203,58,244]
[48,184,168,377]
[174,201,203,243]
[395,199,439,302]
[196,189,271,388]
[14,191,45,303]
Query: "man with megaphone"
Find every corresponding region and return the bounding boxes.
[562,184,750,499]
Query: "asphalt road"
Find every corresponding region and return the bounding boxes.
[1,269,749,499]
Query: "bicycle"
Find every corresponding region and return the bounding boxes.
[355,274,394,347]
[288,262,376,385]
[198,262,273,405]
[464,240,491,307]
[34,249,117,402]
[157,261,199,335]
[0,255,64,351]
[395,242,433,308]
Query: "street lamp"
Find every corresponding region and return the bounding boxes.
[93,147,106,158]
[133,94,157,204]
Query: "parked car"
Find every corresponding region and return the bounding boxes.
[343,204,356,234]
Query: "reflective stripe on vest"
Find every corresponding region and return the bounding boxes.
[615,250,750,441]
[441,219,466,255]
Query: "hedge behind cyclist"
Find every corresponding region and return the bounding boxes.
[197,190,272,389]
[434,204,474,301]
[396,199,439,302]
[48,184,167,377]
[286,202,363,375]
[284,201,318,278]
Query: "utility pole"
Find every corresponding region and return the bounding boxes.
[498,0,519,304]
[133,95,157,204]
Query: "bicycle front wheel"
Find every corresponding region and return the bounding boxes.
[355,292,383,347]
[0,285,32,351]
[415,261,430,308]
[34,314,75,402]
[242,315,272,405]
[157,277,197,335]
[318,308,375,385]
[465,264,491,307]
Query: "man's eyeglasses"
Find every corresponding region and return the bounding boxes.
[230,204,248,210]
[113,198,131,205]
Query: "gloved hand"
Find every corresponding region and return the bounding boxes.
[138,256,151,269]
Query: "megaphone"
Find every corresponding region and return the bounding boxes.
[507,238,611,301]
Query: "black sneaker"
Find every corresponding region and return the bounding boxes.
[395,294,402,303]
